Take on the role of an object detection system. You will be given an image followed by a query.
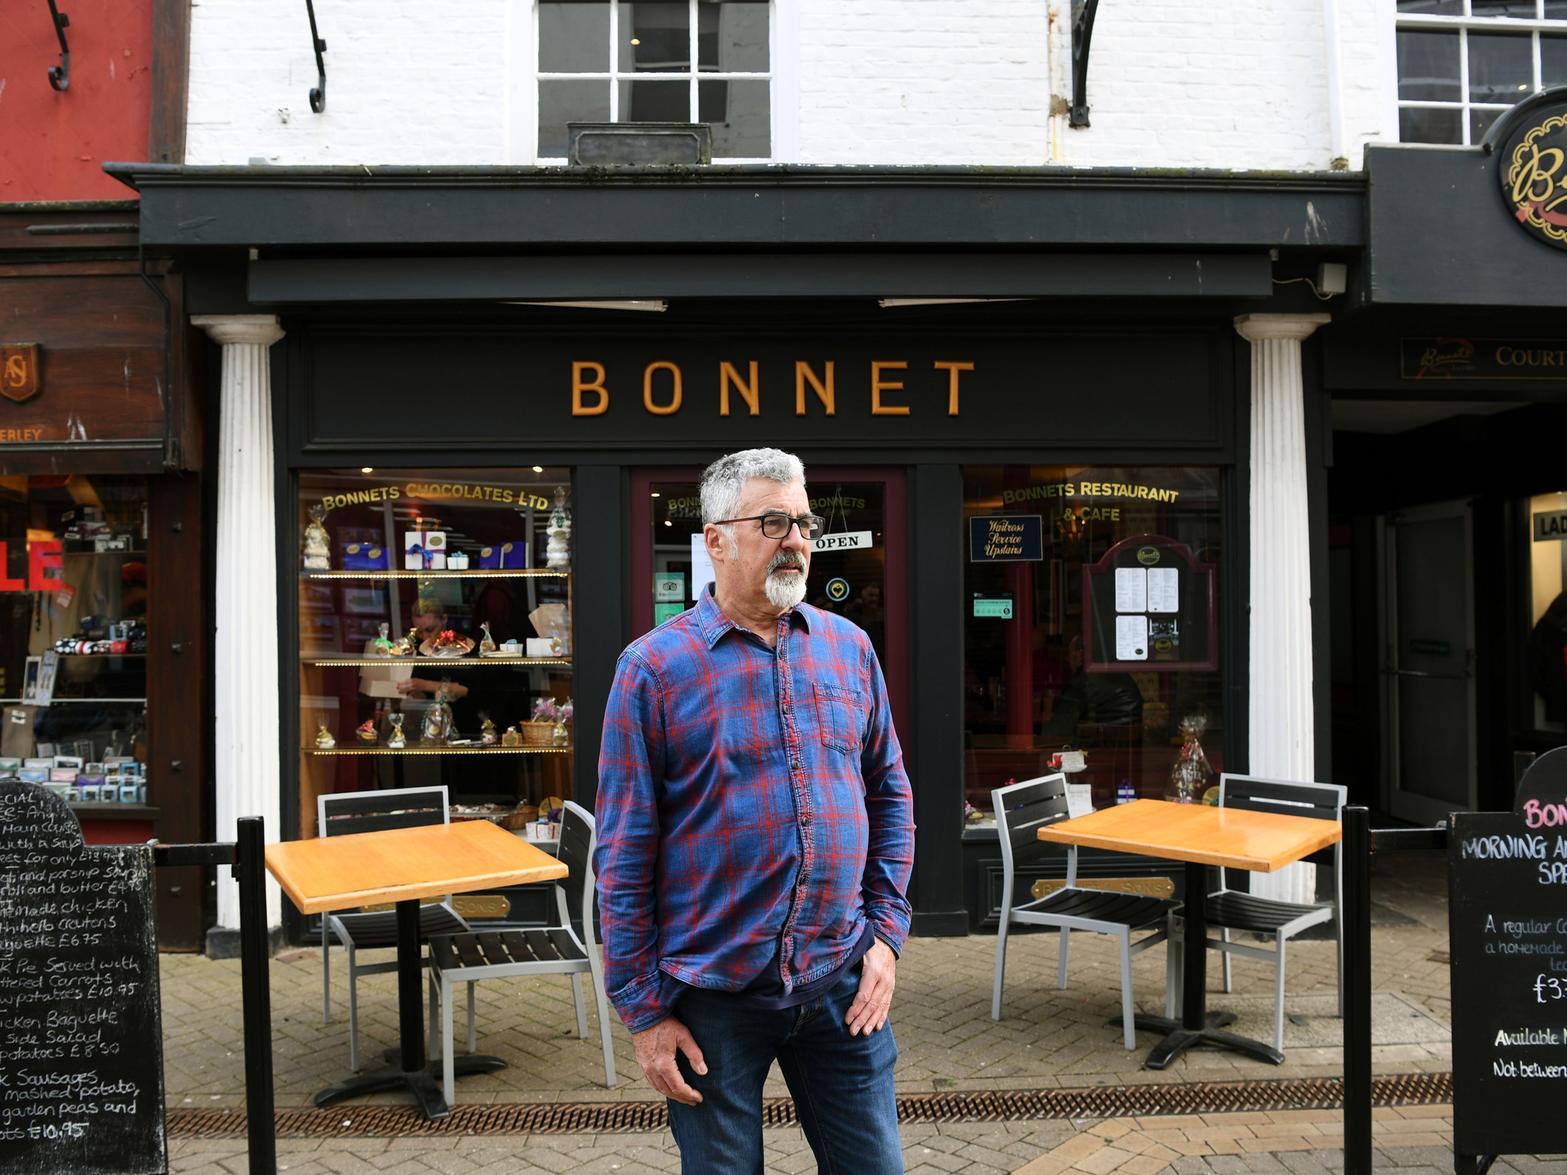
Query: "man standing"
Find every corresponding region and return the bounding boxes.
[596,447,915,1173]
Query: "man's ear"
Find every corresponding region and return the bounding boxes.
[703,524,728,562]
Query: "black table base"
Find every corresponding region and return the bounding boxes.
[309,899,506,1120]
[1134,861,1288,1070]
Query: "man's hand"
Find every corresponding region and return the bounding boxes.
[845,938,897,1036]
[631,1016,707,1105]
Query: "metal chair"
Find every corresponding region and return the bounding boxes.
[991,775,1182,1049]
[425,800,617,1104]
[317,785,472,1071]
[1199,773,1347,1052]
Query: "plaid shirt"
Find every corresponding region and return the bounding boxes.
[594,587,915,1033]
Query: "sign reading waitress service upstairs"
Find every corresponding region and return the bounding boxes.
[1449,747,1567,1164]
[1499,91,1567,254]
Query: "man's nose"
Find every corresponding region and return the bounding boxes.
[781,522,810,554]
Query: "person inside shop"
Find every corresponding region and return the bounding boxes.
[1040,632,1144,737]
[594,446,914,1174]
[1528,591,1567,730]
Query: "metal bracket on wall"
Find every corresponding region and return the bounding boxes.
[306,0,327,112]
[45,0,70,91]
[1069,0,1100,128]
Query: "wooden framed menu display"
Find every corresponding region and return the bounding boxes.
[1081,534,1217,672]
[1449,747,1567,1168]
[0,780,165,1174]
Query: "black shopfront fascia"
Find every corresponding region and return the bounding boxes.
[266,308,1258,935]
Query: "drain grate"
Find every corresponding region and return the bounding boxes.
[167,1072,1453,1139]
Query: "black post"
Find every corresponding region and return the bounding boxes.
[236,817,277,1175]
[1342,805,1372,1175]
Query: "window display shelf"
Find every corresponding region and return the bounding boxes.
[306,745,572,756]
[303,569,568,581]
[1,697,147,705]
[302,656,571,668]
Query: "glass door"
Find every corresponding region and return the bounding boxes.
[630,466,908,736]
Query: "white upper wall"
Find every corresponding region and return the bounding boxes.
[184,0,1399,171]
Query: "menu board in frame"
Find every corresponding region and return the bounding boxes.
[1081,534,1217,672]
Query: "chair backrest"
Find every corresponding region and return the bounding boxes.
[318,785,450,839]
[558,800,597,943]
[991,774,1071,878]
[1216,773,1347,886]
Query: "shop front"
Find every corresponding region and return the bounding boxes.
[0,202,208,948]
[114,163,1355,936]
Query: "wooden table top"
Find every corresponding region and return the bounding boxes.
[265,819,567,915]
[1036,798,1340,873]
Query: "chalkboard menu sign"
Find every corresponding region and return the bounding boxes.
[1449,748,1567,1162]
[0,780,165,1174]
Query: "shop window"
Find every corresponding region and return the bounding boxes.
[537,0,774,160]
[0,477,151,810]
[295,468,575,843]
[1396,1,1567,145]
[962,466,1225,816]
[1525,490,1567,733]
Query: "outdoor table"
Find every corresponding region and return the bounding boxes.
[265,818,567,1119]
[1038,798,1340,1069]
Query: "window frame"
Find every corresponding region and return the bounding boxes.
[533,0,779,163]
[1396,1,1567,146]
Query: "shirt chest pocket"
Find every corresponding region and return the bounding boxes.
[813,682,864,756]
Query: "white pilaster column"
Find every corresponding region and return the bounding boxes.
[194,315,285,937]
[1235,313,1330,904]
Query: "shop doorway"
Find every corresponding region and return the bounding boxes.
[1380,499,1477,823]
[629,467,908,736]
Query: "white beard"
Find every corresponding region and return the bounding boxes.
[765,555,807,610]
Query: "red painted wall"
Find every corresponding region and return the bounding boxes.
[0,1,154,202]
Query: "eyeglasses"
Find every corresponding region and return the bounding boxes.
[710,511,827,541]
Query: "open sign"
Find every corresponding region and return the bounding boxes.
[811,530,873,552]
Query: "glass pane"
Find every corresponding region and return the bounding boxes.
[619,78,690,122]
[1469,32,1533,103]
[1470,0,1538,15]
[1400,105,1463,143]
[1470,106,1505,142]
[701,78,770,156]
[1398,30,1461,100]
[539,2,610,72]
[961,466,1225,814]
[296,469,575,840]
[0,476,151,808]
[1547,1,1567,16]
[538,79,610,156]
[1527,491,1567,733]
[1397,0,1463,11]
[699,1,769,72]
[620,2,691,72]
[1544,35,1567,87]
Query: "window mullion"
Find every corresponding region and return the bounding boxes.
[1459,26,1471,144]
[690,0,700,122]
[609,0,620,121]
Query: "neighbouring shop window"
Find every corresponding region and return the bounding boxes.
[1396,1,1567,145]
[0,477,151,809]
[1525,489,1567,733]
[295,468,575,841]
[963,466,1225,815]
[537,0,773,159]
[642,477,890,667]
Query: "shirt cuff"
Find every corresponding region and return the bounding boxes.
[609,971,672,1033]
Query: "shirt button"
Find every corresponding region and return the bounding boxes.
[782,704,790,715]
[800,810,811,826]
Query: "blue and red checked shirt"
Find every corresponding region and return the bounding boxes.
[594,586,915,1033]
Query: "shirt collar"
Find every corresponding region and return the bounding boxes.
[696,583,812,648]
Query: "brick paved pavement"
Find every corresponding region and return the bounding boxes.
[157,854,1566,1172]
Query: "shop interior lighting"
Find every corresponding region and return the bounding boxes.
[877,297,1034,308]
[360,466,374,474]
[503,300,667,313]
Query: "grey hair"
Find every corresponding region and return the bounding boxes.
[700,448,807,525]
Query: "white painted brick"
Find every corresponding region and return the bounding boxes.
[184,0,1406,172]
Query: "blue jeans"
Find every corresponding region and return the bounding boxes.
[666,969,902,1175]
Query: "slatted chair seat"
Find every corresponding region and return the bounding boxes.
[317,786,474,1072]
[992,774,1182,1050]
[1204,890,1332,936]
[426,800,616,1104]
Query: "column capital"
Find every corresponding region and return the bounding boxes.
[1234,313,1330,344]
[192,314,285,348]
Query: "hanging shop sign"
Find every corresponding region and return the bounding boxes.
[1535,510,1567,542]
[0,343,41,405]
[1498,94,1567,254]
[968,516,1044,563]
[811,531,873,552]
[1401,337,1567,382]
